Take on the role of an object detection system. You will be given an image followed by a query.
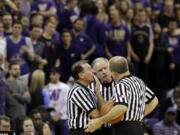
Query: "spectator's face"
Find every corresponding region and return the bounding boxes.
[0,120,10,131]
[136,11,146,24]
[80,63,94,82]
[43,123,51,135]
[23,119,34,135]
[21,17,29,28]
[69,0,78,10]
[120,1,128,13]
[30,27,42,40]
[12,24,22,37]
[14,0,22,8]
[32,15,43,27]
[50,72,60,83]
[153,24,161,34]
[45,22,56,36]
[73,20,84,32]
[2,15,12,29]
[94,60,112,84]
[32,113,42,126]
[61,32,72,45]
[168,22,177,32]
[10,64,21,78]
[96,0,104,9]
[165,112,176,124]
[109,5,120,22]
[0,23,4,35]
[164,2,174,14]
[126,8,134,20]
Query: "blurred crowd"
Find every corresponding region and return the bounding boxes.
[0,0,180,134]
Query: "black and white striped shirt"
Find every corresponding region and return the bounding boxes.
[113,75,155,121]
[89,80,116,102]
[67,82,97,129]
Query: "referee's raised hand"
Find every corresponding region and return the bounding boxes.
[84,118,103,133]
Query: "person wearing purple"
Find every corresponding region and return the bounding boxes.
[105,4,131,59]
[57,0,78,32]
[71,18,96,60]
[83,2,108,60]
[163,18,180,87]
[6,20,34,85]
[31,0,56,18]
[0,54,5,115]
[153,107,180,135]
[59,29,81,83]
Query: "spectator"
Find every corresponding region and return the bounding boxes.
[38,19,60,81]
[130,8,154,83]
[5,62,31,120]
[153,107,180,135]
[159,85,180,125]
[35,122,52,135]
[28,70,50,112]
[57,0,78,32]
[20,15,30,37]
[21,117,35,135]
[150,23,175,101]
[0,54,5,115]
[71,18,96,60]
[30,13,44,27]
[95,0,109,24]
[6,20,34,85]
[163,17,180,88]
[29,109,43,128]
[124,7,134,31]
[0,22,7,69]
[31,0,57,18]
[58,29,81,82]
[0,115,11,131]
[29,24,47,72]
[105,3,131,59]
[158,0,174,32]
[48,67,70,135]
[2,12,13,36]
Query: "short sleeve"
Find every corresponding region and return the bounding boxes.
[71,88,96,113]
[145,87,155,104]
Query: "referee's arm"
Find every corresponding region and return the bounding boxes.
[144,87,159,117]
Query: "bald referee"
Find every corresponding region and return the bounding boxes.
[67,61,101,135]
[85,56,159,135]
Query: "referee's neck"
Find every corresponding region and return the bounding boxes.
[116,71,130,82]
[76,80,90,87]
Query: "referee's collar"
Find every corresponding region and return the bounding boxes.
[76,82,89,91]
[117,74,132,83]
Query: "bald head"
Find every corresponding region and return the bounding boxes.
[109,56,129,74]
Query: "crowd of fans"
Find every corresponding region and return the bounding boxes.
[0,0,180,134]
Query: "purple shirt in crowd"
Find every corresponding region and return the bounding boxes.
[85,14,108,57]
[6,36,29,75]
[163,32,180,64]
[153,120,180,135]
[31,0,55,12]
[106,23,131,57]
[71,31,93,56]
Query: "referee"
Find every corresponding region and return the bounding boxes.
[89,57,116,135]
[85,56,159,135]
[67,61,101,135]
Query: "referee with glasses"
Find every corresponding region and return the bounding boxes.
[89,57,116,135]
[85,56,159,135]
[67,60,102,135]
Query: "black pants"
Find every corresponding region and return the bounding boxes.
[112,121,144,135]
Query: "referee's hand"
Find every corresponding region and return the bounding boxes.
[84,118,103,133]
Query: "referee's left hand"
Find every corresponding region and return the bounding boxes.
[84,118,103,133]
